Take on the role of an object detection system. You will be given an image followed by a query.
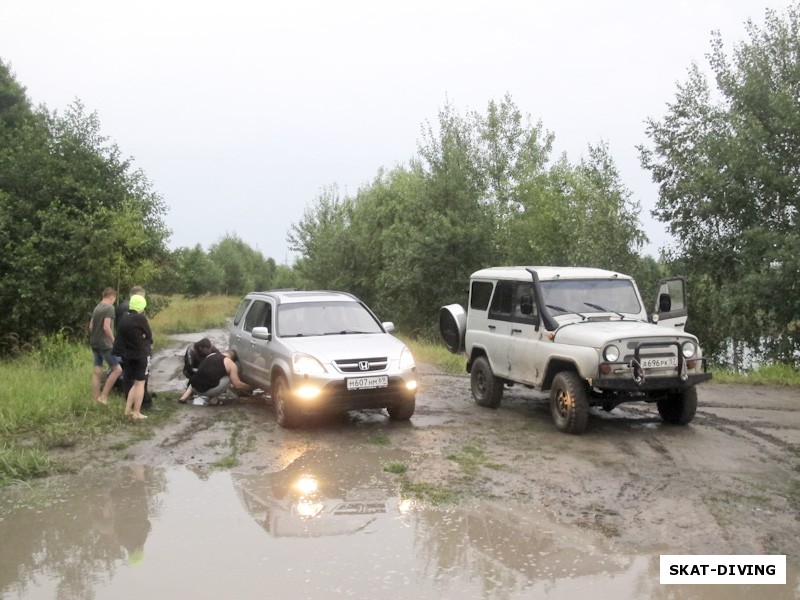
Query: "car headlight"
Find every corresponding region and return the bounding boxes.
[681,341,696,359]
[603,344,620,362]
[399,347,416,370]
[293,353,326,375]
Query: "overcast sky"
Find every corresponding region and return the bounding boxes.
[1,1,794,263]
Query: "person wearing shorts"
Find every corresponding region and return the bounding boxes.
[113,294,152,420]
[89,287,122,405]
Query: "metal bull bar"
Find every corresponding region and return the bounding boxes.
[629,341,688,386]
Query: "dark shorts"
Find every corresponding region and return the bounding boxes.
[122,356,151,382]
[93,348,121,369]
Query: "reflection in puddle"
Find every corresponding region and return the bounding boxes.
[1,456,797,600]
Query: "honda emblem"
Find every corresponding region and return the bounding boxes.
[358,360,370,371]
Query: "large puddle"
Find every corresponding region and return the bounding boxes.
[1,449,796,599]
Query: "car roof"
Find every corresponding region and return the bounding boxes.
[245,290,359,305]
[470,266,633,281]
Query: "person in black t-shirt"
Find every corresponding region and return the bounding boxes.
[178,350,251,405]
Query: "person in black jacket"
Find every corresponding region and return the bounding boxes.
[183,338,219,380]
[114,286,156,412]
[114,294,152,420]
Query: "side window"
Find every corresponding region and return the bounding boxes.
[657,279,686,312]
[470,281,494,311]
[488,281,513,320]
[233,299,251,326]
[243,300,270,333]
[512,282,539,324]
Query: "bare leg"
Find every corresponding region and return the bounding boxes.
[179,385,194,403]
[126,380,146,419]
[92,366,104,403]
[97,365,122,405]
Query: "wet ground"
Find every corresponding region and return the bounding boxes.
[1,330,799,599]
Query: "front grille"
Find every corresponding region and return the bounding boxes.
[333,357,388,373]
[623,340,678,363]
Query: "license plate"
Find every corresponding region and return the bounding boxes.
[347,375,388,390]
[640,356,678,368]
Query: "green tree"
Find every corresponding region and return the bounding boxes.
[0,61,169,344]
[507,143,646,271]
[175,245,224,296]
[208,233,276,296]
[639,4,800,363]
[289,95,649,336]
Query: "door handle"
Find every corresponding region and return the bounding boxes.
[511,328,522,334]
[488,325,496,330]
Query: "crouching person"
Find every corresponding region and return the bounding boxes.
[178,350,251,405]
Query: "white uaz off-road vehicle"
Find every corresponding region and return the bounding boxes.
[439,267,712,434]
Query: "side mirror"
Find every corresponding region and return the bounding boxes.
[382,321,395,333]
[252,326,272,341]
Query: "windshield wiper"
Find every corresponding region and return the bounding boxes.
[583,302,626,319]
[324,330,372,335]
[546,304,587,320]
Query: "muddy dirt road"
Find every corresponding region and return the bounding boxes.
[144,330,800,559]
[4,329,798,599]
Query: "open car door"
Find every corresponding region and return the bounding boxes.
[652,277,688,332]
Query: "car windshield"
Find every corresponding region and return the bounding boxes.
[277,301,384,337]
[540,279,642,315]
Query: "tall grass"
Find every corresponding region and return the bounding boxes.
[710,363,800,386]
[400,336,467,375]
[0,336,169,487]
[149,295,240,347]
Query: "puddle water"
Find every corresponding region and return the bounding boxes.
[1,451,797,599]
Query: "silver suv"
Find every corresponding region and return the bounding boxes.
[440,267,712,434]
[229,290,417,427]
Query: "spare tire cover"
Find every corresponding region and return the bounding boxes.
[439,304,466,354]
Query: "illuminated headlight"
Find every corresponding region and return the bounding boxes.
[295,501,323,518]
[603,344,620,362]
[682,341,696,359]
[399,347,416,370]
[296,385,321,400]
[293,353,326,375]
[406,380,418,391]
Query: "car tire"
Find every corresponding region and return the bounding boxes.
[550,371,589,434]
[273,374,299,428]
[657,386,698,425]
[387,396,416,420]
[471,356,503,408]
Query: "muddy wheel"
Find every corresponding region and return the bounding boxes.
[387,396,416,420]
[657,386,698,425]
[273,374,299,428]
[550,371,589,434]
[471,356,503,408]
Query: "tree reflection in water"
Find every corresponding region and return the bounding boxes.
[0,464,164,599]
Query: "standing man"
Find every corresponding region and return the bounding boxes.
[114,294,152,420]
[89,287,122,405]
[116,286,157,412]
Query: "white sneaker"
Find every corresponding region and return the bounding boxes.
[192,396,209,406]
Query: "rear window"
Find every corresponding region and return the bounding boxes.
[470,281,493,311]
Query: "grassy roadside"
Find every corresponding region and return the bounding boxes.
[0,295,238,487]
[1,295,798,487]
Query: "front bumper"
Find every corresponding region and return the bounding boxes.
[289,375,417,413]
[595,372,712,392]
[595,341,712,392]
